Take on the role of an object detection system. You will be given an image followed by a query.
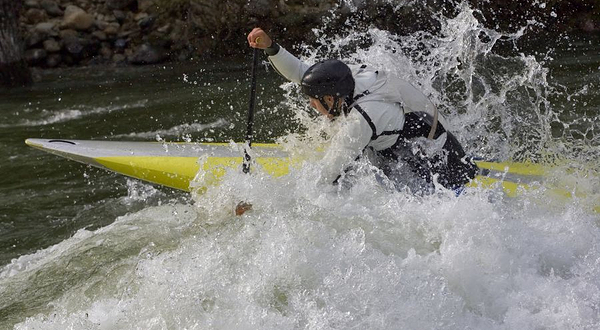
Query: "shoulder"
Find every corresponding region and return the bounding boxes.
[353,99,403,116]
[348,64,377,77]
[346,64,378,94]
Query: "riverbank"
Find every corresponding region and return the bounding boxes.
[19,0,600,69]
[19,0,337,68]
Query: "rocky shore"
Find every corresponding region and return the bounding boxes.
[19,0,600,69]
[19,0,341,68]
[23,0,155,67]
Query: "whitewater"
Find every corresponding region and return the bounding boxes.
[1,3,599,329]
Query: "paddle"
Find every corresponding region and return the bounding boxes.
[242,47,259,173]
[236,46,259,216]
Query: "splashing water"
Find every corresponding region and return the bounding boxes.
[5,167,599,329]
[0,100,149,128]
[2,1,599,329]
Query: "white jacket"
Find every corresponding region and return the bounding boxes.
[268,46,440,184]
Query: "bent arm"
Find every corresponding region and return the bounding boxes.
[247,28,310,84]
[267,46,310,84]
[319,112,373,184]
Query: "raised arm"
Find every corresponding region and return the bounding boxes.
[247,27,273,49]
[247,27,310,84]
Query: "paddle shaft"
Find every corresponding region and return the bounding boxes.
[243,47,259,174]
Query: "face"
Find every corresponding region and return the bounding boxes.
[308,96,335,120]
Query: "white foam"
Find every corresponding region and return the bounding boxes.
[3,100,148,127]
[114,119,229,139]
[6,163,600,329]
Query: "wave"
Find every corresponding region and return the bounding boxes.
[2,164,599,329]
[2,100,149,128]
[112,119,229,139]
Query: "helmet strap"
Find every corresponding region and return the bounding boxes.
[320,96,344,117]
[317,96,329,113]
[342,95,352,116]
[330,97,342,117]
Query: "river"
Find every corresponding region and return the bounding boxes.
[0,6,599,330]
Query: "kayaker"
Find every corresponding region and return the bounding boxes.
[246,27,479,195]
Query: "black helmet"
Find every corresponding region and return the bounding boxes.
[300,60,355,98]
[300,60,354,117]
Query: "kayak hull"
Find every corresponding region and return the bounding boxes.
[26,138,292,191]
[25,138,599,213]
[20,138,563,196]
[24,138,544,193]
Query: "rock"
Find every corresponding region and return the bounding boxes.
[65,41,83,55]
[62,54,75,65]
[84,55,104,66]
[134,12,148,21]
[117,29,138,39]
[64,37,87,55]
[112,53,126,63]
[137,0,155,12]
[40,0,63,16]
[168,20,185,43]
[25,0,40,9]
[100,45,113,59]
[95,19,108,30]
[25,31,45,47]
[113,10,126,23]
[92,31,107,40]
[25,8,47,24]
[118,21,138,37]
[61,5,94,31]
[245,0,270,16]
[59,29,78,41]
[104,22,120,35]
[34,21,58,36]
[25,48,48,65]
[104,14,117,23]
[147,31,170,47]
[114,38,128,49]
[138,16,155,30]
[63,35,99,61]
[106,0,136,10]
[127,43,167,64]
[43,38,61,52]
[46,53,62,67]
[75,0,90,11]
[156,23,170,34]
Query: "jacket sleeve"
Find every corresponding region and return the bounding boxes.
[268,46,311,84]
[318,111,373,184]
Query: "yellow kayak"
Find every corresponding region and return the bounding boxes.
[25,138,598,213]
